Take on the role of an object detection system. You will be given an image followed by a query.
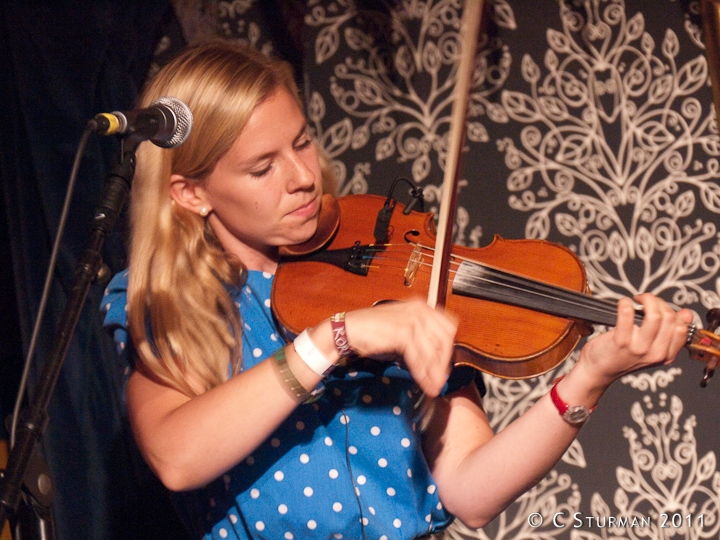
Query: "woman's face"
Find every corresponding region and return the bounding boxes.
[200,86,323,271]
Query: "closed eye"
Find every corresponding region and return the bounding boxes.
[295,131,313,151]
[249,164,272,178]
[248,125,312,178]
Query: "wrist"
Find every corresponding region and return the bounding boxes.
[550,363,607,423]
[292,312,356,384]
[550,375,597,425]
[569,351,617,396]
[273,347,323,404]
[294,328,337,377]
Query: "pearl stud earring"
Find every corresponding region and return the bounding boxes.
[200,207,208,217]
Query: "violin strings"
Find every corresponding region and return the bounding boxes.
[332,241,699,342]
[358,242,628,326]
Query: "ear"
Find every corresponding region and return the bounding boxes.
[169,174,211,217]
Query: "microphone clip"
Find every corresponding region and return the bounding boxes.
[373,178,426,244]
[403,186,425,215]
[374,199,396,244]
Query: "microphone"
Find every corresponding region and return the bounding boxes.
[88,96,193,148]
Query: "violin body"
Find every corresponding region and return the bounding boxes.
[272,194,592,379]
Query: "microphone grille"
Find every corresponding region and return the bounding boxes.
[152,96,194,148]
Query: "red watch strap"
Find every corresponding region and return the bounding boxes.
[550,375,596,418]
[550,376,570,415]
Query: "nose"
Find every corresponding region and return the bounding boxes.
[287,151,317,192]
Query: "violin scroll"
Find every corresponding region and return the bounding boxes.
[688,308,720,387]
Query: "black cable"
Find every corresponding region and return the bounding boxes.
[9,126,94,447]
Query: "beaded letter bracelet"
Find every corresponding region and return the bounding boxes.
[330,312,353,357]
[273,347,312,402]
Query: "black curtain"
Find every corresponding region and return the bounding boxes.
[0,1,188,538]
[0,1,307,537]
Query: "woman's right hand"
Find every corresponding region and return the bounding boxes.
[307,299,458,397]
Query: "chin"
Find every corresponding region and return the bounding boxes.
[300,219,321,239]
[282,226,319,248]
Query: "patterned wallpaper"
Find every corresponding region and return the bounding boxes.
[169,1,720,538]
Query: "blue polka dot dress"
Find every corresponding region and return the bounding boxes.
[102,270,483,539]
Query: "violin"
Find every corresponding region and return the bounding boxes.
[272,193,720,386]
[273,0,720,387]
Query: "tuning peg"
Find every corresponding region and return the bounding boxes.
[700,309,720,387]
[701,362,716,387]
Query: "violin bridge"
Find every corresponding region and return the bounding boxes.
[404,245,423,286]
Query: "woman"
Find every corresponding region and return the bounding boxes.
[102,40,693,539]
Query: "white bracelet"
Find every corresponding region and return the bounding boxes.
[293,329,335,377]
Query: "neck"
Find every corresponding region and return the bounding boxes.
[242,249,280,274]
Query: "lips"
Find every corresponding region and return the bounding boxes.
[288,194,320,218]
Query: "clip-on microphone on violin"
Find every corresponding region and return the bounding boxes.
[374,178,425,244]
[403,186,425,214]
[374,199,395,244]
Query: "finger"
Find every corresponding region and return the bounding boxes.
[415,327,453,391]
[678,307,695,325]
[632,294,668,352]
[404,309,454,396]
[403,300,458,342]
[663,309,692,363]
[430,306,459,338]
[402,301,456,353]
[402,341,445,397]
[634,294,683,364]
[342,300,455,395]
[648,307,679,364]
[613,297,637,347]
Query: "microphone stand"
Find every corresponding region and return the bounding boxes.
[0,141,139,537]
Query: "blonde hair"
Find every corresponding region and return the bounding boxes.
[127,41,334,396]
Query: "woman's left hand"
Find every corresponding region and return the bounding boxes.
[574,293,694,388]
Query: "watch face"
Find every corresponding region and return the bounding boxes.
[564,406,590,424]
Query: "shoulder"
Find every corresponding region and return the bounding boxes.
[101,269,129,329]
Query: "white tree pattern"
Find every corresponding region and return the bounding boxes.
[209,1,720,538]
[496,0,720,310]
